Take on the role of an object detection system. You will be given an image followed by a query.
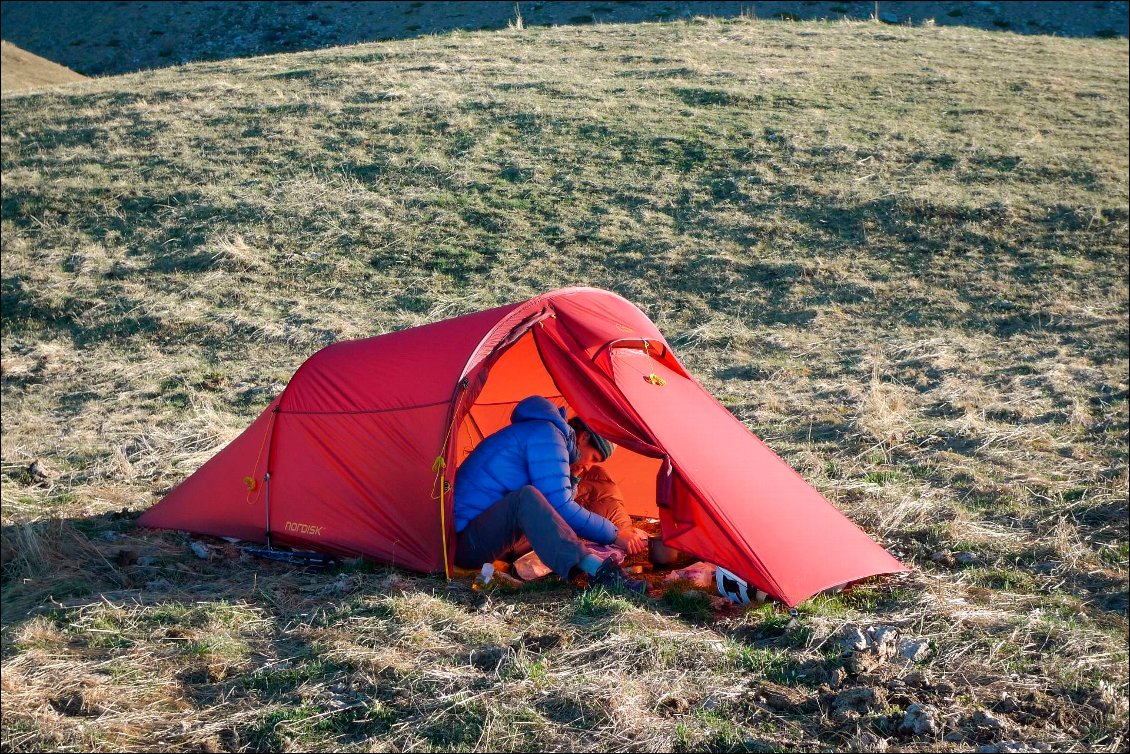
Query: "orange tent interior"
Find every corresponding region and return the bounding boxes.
[453,328,663,519]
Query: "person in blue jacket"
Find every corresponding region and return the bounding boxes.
[454,395,647,592]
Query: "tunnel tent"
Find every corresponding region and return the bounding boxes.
[138,286,906,607]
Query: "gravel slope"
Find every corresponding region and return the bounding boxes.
[1,0,1127,78]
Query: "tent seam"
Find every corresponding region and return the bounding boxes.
[276,400,450,416]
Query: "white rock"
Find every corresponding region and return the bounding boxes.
[899,638,932,661]
[868,624,899,646]
[854,731,888,752]
[978,743,1048,754]
[189,541,211,560]
[972,709,1007,732]
[900,703,940,736]
[839,626,869,652]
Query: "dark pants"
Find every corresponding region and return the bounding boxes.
[455,486,587,579]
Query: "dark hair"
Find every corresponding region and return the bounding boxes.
[567,416,614,461]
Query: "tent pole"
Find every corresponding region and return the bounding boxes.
[263,471,272,550]
[261,404,281,551]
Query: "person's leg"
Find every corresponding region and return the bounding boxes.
[455,489,529,569]
[455,486,588,579]
[509,535,533,559]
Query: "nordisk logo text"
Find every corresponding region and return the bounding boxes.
[285,521,324,536]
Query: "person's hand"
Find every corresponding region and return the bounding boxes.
[614,526,647,556]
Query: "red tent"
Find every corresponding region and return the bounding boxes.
[139,287,905,606]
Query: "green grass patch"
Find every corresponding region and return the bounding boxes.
[248,701,396,750]
[727,642,790,677]
[965,567,1038,592]
[179,634,249,661]
[569,587,637,622]
[418,701,488,750]
[862,469,903,485]
[244,658,346,693]
[676,708,774,752]
[662,579,715,621]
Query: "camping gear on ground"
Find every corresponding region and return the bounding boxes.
[586,543,626,564]
[648,536,684,566]
[243,545,336,569]
[472,562,521,590]
[476,562,495,585]
[472,562,495,591]
[513,550,554,581]
[138,287,906,607]
[512,543,624,581]
[663,561,717,588]
[592,556,647,594]
[716,565,768,604]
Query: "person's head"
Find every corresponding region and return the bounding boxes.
[568,417,614,474]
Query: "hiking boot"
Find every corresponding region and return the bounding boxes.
[591,556,647,594]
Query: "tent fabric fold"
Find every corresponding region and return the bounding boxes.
[138,286,906,606]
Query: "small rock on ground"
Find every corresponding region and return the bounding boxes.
[900,702,941,736]
[838,625,869,652]
[848,730,889,752]
[935,680,957,698]
[867,624,899,651]
[834,685,886,712]
[904,670,933,688]
[899,638,932,661]
[754,680,817,712]
[931,550,956,566]
[978,742,1052,754]
[973,709,1008,730]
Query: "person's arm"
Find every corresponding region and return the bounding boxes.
[525,425,617,544]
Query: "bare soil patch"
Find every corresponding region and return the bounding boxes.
[0,40,86,93]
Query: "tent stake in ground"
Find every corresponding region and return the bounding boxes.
[140,287,906,606]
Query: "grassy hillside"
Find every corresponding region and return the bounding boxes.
[2,16,1127,752]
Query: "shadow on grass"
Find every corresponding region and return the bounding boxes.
[6,510,782,749]
[0,510,440,749]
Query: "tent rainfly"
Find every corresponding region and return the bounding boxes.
[139,287,906,606]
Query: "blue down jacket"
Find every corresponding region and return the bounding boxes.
[453,396,618,544]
